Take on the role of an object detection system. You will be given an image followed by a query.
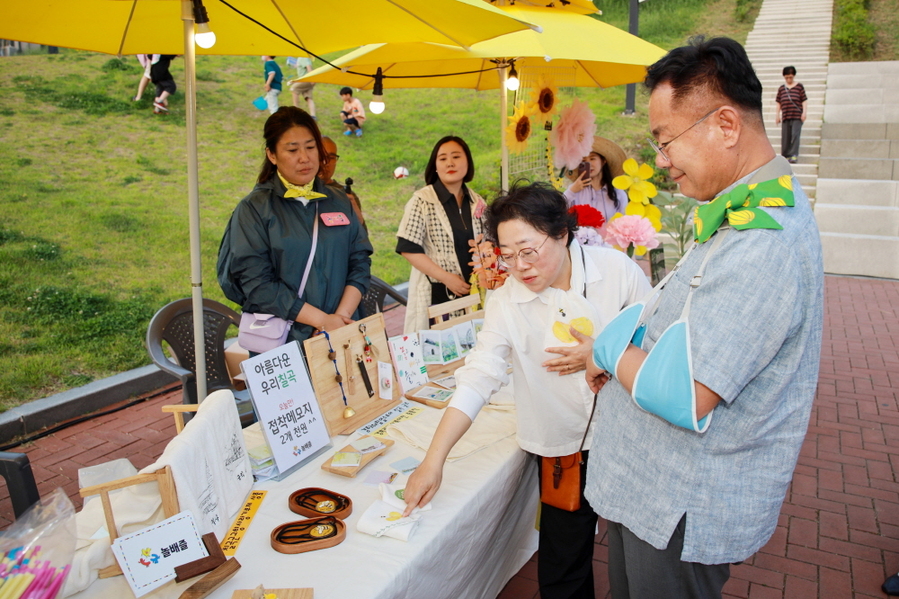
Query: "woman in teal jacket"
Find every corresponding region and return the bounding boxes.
[218,107,372,347]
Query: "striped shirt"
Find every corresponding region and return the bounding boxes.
[776,83,806,120]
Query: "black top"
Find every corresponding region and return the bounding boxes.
[396,179,475,304]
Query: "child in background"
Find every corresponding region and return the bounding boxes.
[289,56,316,118]
[339,87,366,138]
[262,55,283,115]
[150,54,177,114]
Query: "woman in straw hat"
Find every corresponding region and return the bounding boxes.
[564,136,628,229]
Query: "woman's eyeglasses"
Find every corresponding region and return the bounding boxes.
[498,235,550,268]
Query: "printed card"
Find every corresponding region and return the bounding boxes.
[331,451,362,467]
[430,375,457,390]
[387,335,429,393]
[411,386,454,403]
[390,456,421,475]
[112,511,207,598]
[351,437,386,454]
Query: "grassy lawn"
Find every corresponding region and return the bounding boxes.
[0,0,763,407]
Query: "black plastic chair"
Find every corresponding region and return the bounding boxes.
[146,298,255,427]
[0,452,40,519]
[359,276,407,318]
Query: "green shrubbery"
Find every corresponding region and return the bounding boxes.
[734,0,761,22]
[833,0,876,59]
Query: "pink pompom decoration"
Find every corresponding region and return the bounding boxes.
[604,215,660,255]
[551,99,596,170]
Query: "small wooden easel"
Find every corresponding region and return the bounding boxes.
[79,466,180,578]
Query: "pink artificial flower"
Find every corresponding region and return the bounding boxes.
[551,99,596,170]
[604,214,660,257]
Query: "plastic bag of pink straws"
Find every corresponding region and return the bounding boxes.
[0,488,75,599]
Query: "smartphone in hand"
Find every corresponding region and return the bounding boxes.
[577,160,591,180]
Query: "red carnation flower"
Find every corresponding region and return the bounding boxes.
[569,204,606,228]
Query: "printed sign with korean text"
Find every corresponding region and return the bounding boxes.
[241,342,330,476]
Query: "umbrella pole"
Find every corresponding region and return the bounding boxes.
[499,67,509,193]
[181,0,207,402]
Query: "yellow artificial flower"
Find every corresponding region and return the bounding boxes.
[545,138,566,191]
[625,201,662,231]
[613,158,658,205]
[506,102,535,154]
[529,74,560,120]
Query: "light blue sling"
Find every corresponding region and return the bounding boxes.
[591,229,730,433]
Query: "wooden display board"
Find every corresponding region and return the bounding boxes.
[321,435,395,478]
[304,314,402,435]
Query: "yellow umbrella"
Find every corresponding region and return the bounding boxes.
[0,0,536,400]
[1,0,538,55]
[303,7,664,90]
[302,6,665,188]
[487,0,599,15]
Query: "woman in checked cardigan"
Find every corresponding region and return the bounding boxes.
[395,136,488,332]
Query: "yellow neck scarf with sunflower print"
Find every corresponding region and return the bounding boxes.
[693,175,794,243]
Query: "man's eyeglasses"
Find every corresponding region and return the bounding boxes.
[498,235,550,268]
[647,106,721,163]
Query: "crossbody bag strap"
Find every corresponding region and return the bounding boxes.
[579,246,596,452]
[298,203,319,298]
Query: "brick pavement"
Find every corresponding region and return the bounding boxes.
[2,276,898,598]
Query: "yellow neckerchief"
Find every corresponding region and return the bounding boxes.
[277,171,326,201]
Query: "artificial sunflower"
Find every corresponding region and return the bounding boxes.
[506,102,535,154]
[529,74,560,120]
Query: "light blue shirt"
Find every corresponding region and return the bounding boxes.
[584,161,824,564]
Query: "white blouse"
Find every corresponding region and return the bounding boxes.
[449,241,651,457]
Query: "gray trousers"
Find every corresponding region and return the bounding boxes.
[606,516,731,599]
[781,118,802,158]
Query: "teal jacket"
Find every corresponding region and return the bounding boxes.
[218,176,372,345]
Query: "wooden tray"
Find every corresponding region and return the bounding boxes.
[403,359,463,409]
[321,435,394,478]
[231,589,313,599]
[304,314,402,435]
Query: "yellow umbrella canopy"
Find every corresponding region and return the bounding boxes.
[486,0,599,15]
[302,6,665,90]
[0,0,537,56]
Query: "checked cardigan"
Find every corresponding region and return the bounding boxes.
[396,184,487,333]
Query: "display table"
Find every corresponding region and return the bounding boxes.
[68,406,538,599]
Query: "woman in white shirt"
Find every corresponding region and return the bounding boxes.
[564,136,629,230]
[403,182,650,599]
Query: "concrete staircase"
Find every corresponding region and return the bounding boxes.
[743,0,833,201]
[815,62,899,279]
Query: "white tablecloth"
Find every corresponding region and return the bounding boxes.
[69,406,539,599]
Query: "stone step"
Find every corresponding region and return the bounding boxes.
[747,30,833,39]
[822,123,899,140]
[827,74,899,89]
[824,104,899,123]
[766,126,821,137]
[820,138,899,159]
[826,88,899,103]
[818,156,899,180]
[820,232,899,278]
[828,62,899,75]
[816,178,899,208]
[815,204,899,236]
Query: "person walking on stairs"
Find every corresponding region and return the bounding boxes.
[775,66,807,164]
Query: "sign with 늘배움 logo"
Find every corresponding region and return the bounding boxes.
[242,341,331,478]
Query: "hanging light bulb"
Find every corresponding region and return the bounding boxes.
[369,67,386,115]
[192,0,217,49]
[505,62,520,91]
